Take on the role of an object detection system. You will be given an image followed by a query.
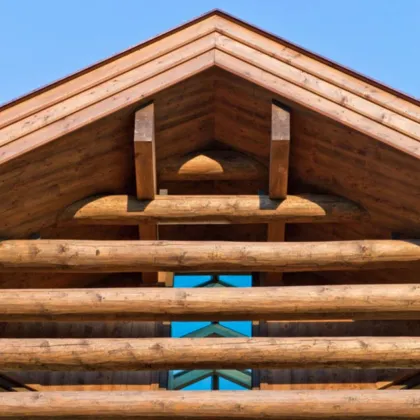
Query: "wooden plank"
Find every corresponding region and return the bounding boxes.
[158,150,268,181]
[61,194,368,225]
[214,50,420,159]
[0,17,218,129]
[4,337,420,370]
[3,15,420,168]
[0,34,217,148]
[0,50,215,165]
[214,17,420,125]
[216,34,420,142]
[2,284,420,322]
[0,239,419,273]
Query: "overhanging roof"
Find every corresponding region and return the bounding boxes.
[0,9,419,165]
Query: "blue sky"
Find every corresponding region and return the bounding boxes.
[1,0,420,105]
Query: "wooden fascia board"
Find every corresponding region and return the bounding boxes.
[1,16,420,165]
[0,49,215,165]
[3,9,419,116]
[213,49,420,159]
[0,14,220,122]
[213,16,420,125]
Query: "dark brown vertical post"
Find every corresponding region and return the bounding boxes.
[134,102,157,284]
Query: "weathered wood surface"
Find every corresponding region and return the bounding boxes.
[2,284,420,322]
[158,150,267,181]
[0,239,419,273]
[2,390,420,418]
[61,194,368,225]
[3,337,420,370]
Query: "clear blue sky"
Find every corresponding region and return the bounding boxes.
[1,0,420,105]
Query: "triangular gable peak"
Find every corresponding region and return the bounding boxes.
[0,9,419,165]
[0,11,420,399]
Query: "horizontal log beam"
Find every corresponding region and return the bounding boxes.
[0,239,418,273]
[2,284,420,322]
[158,150,268,181]
[2,337,420,370]
[61,194,368,225]
[2,390,420,418]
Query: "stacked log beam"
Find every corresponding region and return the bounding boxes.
[1,284,420,321]
[1,390,420,418]
[0,239,418,272]
[2,337,420,370]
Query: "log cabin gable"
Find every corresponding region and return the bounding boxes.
[0,8,419,404]
[1,9,420,166]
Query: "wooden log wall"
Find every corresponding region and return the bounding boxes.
[1,59,419,402]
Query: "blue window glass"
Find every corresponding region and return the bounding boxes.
[169,274,252,390]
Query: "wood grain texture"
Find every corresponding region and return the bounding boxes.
[0,35,216,150]
[269,102,290,199]
[0,239,418,273]
[265,101,291,284]
[158,150,267,181]
[2,284,420,322]
[2,14,420,163]
[0,70,217,240]
[2,321,158,392]
[61,194,368,225]
[3,390,420,418]
[0,16,218,129]
[134,103,156,199]
[215,33,420,142]
[214,50,420,158]
[0,50,215,165]
[133,102,157,283]
[213,16,420,123]
[260,320,420,390]
[4,337,420,370]
[289,110,420,234]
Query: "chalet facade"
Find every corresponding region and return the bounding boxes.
[0,9,420,418]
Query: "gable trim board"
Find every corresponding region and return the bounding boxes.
[1,13,420,166]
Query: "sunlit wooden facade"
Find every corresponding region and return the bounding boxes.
[0,9,419,418]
